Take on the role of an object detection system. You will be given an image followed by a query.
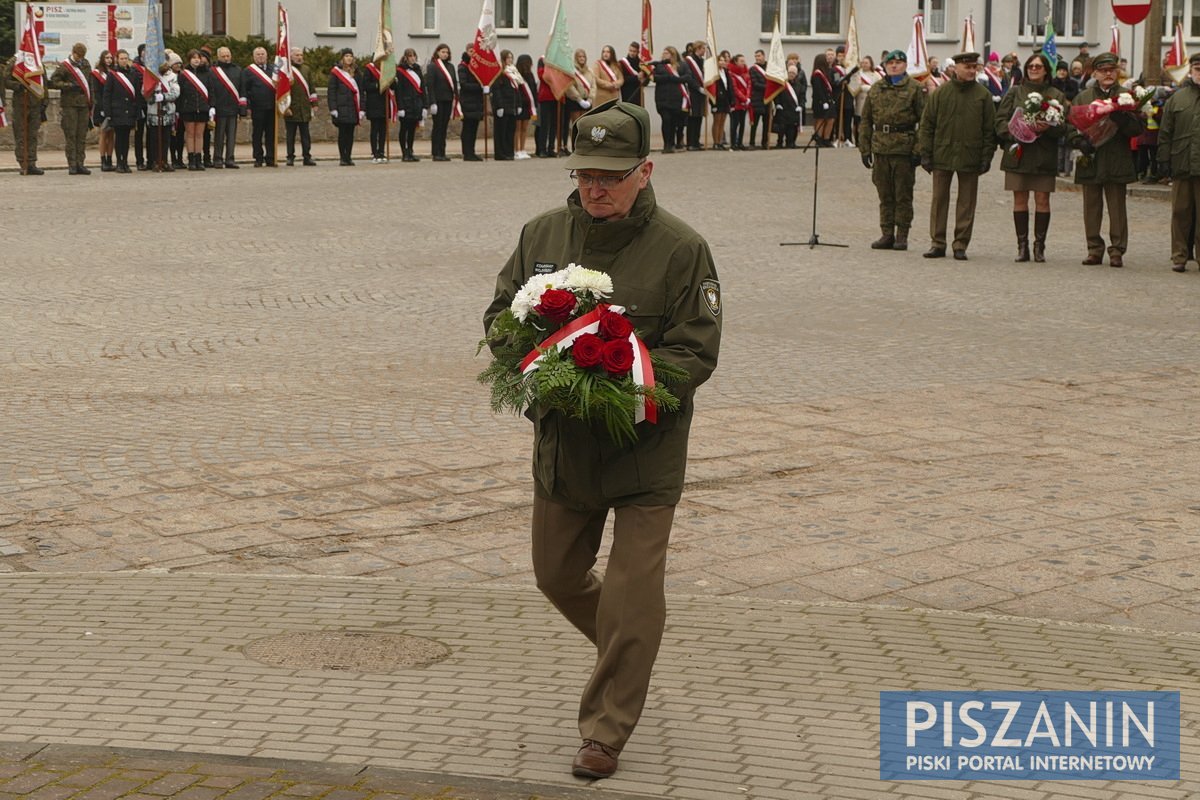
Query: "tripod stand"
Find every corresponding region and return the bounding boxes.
[781,132,848,250]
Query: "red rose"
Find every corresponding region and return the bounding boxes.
[570,333,604,369]
[534,289,577,323]
[598,307,634,340]
[600,338,634,376]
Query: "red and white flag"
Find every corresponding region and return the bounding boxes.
[275,3,293,114]
[1165,19,1187,82]
[640,0,653,65]
[906,13,929,78]
[12,4,45,99]
[1109,23,1121,56]
[703,1,719,100]
[469,0,502,88]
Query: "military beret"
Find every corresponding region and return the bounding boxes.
[1091,52,1119,69]
[884,49,907,63]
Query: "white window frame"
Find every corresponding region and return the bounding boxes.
[1018,0,1086,41]
[329,0,357,31]
[496,0,528,34]
[763,0,843,39]
[1165,0,1200,40]
[922,0,947,36]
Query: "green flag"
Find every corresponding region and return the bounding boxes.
[1041,17,1058,74]
[374,0,396,91]
[542,0,574,99]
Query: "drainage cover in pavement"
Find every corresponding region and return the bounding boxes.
[244,631,450,673]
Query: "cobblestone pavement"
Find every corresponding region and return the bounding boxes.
[0,145,1198,798]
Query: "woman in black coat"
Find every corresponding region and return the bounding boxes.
[424,43,457,161]
[361,60,392,162]
[102,49,140,172]
[491,50,518,161]
[653,47,689,154]
[175,50,213,170]
[710,51,733,149]
[327,48,364,165]
[457,53,484,161]
[394,48,424,162]
[809,53,836,146]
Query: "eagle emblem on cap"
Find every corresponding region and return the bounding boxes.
[590,126,607,143]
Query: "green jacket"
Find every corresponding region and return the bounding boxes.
[1069,83,1144,185]
[1157,78,1200,178]
[918,78,996,172]
[49,57,93,109]
[484,185,722,510]
[287,63,315,123]
[860,74,924,157]
[996,81,1068,176]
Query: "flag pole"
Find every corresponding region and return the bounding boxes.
[484,94,491,160]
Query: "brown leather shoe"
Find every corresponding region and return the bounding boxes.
[1081,254,1103,265]
[572,740,619,779]
[1109,254,1124,268]
[1172,263,1187,273]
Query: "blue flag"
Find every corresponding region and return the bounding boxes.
[142,0,165,95]
[1042,18,1058,73]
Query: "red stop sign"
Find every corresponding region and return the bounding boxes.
[1112,0,1152,24]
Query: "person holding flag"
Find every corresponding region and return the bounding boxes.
[6,3,47,175]
[747,49,769,149]
[49,43,93,175]
[619,42,646,105]
[284,47,318,166]
[362,57,394,163]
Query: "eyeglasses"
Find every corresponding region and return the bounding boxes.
[569,161,645,190]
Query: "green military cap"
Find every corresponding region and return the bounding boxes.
[1188,52,1200,66]
[952,51,981,65]
[884,49,907,63]
[565,100,651,172]
[1090,52,1119,69]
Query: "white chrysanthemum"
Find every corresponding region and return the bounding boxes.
[1026,92,1043,104]
[510,268,574,322]
[1116,93,1136,108]
[563,265,613,298]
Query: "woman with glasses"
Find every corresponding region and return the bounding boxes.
[997,52,1068,262]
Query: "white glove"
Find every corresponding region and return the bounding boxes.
[398,109,405,118]
[430,103,438,115]
[154,92,164,103]
[331,109,338,118]
[821,103,829,110]
[358,110,365,121]
[208,107,216,119]
[497,108,504,118]
[422,107,429,118]
[482,85,490,94]
[578,99,591,109]
[517,106,522,115]
[795,106,801,113]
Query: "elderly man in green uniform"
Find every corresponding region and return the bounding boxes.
[284,47,318,167]
[1069,51,1143,268]
[860,49,925,251]
[4,55,48,175]
[918,51,996,260]
[484,100,722,781]
[49,42,93,175]
[1158,53,1200,272]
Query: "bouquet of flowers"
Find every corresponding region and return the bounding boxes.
[1068,87,1156,148]
[478,264,688,445]
[1007,92,1065,144]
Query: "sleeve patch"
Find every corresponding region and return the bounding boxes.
[700,279,721,317]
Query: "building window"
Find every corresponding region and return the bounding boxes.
[1166,0,1200,38]
[162,0,173,34]
[762,0,841,37]
[1020,0,1085,39]
[423,0,436,31]
[920,0,946,35]
[211,0,225,35]
[330,0,357,29]
[496,0,527,31]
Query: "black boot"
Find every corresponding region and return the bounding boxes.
[101,155,115,172]
[1013,211,1030,262]
[1033,211,1050,263]
[116,156,131,174]
[871,228,895,249]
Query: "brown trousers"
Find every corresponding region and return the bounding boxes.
[1081,182,1128,257]
[929,169,980,251]
[532,495,675,751]
[1169,177,1200,265]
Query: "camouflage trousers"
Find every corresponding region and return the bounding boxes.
[872,154,916,232]
[11,101,42,171]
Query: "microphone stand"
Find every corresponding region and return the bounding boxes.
[781,131,848,249]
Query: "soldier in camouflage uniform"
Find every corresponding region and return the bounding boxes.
[49,42,93,175]
[4,55,48,175]
[860,49,925,250]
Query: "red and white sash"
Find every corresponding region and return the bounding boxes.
[181,68,209,101]
[665,64,690,111]
[434,58,456,94]
[246,63,276,91]
[112,69,137,99]
[331,66,361,117]
[64,59,91,104]
[619,57,638,77]
[685,55,704,84]
[397,66,422,95]
[212,64,245,107]
[291,65,317,104]
[815,70,833,94]
[520,80,535,110]
[574,69,591,95]
[367,65,396,120]
[784,81,799,108]
[90,68,108,86]
[597,60,618,83]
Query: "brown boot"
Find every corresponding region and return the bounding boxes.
[892,230,909,251]
[1033,211,1050,262]
[1013,211,1030,262]
[871,228,895,250]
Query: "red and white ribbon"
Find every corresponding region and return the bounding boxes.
[518,305,658,425]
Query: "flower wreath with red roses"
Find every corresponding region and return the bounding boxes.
[479,264,688,445]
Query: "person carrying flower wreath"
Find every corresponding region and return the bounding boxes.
[1067,51,1145,268]
[996,52,1069,263]
[483,99,721,782]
